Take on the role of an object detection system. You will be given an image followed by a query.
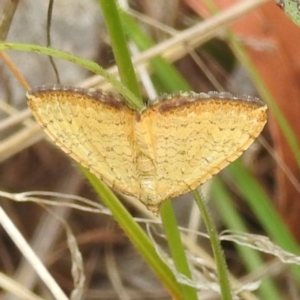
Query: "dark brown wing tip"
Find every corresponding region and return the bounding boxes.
[150,91,267,111]
[27,85,128,109]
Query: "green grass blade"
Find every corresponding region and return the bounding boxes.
[193,190,233,299]
[119,9,190,93]
[81,168,184,299]
[212,177,281,300]
[160,201,198,300]
[97,0,142,99]
[0,42,143,110]
[227,160,300,282]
